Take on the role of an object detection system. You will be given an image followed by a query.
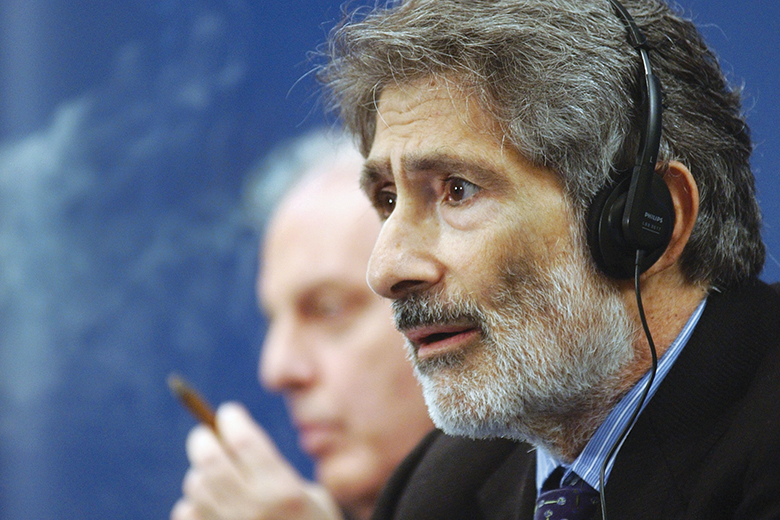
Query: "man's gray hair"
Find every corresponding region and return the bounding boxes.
[243,127,357,232]
[318,0,765,288]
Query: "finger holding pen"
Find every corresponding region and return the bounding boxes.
[171,401,343,520]
[176,422,239,519]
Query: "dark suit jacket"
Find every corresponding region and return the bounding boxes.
[372,280,780,520]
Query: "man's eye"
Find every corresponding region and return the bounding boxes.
[374,189,396,219]
[301,297,344,320]
[445,177,480,203]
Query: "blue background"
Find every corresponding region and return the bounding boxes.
[0,1,777,519]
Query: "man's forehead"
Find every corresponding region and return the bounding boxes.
[261,200,378,304]
[372,76,494,135]
[364,79,508,158]
[377,76,465,111]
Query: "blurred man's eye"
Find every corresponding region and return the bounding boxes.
[301,298,344,320]
[299,290,370,327]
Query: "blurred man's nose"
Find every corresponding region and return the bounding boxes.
[259,318,315,392]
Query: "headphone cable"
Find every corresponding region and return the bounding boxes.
[598,249,659,520]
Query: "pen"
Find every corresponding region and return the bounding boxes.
[167,373,218,432]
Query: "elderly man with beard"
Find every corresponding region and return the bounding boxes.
[318,0,780,518]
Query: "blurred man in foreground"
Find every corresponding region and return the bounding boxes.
[170,130,433,520]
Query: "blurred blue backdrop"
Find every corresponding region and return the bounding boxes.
[0,1,777,519]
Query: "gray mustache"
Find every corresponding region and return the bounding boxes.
[391,293,484,332]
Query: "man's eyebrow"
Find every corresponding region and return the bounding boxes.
[402,153,474,175]
[402,152,509,189]
[361,152,509,192]
[360,158,391,194]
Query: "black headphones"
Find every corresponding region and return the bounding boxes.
[586,0,674,279]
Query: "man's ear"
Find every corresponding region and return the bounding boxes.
[644,160,699,276]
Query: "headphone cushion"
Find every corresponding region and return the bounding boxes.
[586,174,674,279]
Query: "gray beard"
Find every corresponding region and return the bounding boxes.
[392,241,636,460]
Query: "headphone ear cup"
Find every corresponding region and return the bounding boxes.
[586,174,674,279]
[586,180,621,276]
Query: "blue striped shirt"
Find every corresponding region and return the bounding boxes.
[536,297,708,491]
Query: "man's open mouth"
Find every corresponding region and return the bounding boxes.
[403,324,481,357]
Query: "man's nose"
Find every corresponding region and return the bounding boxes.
[367,207,443,300]
[259,318,315,392]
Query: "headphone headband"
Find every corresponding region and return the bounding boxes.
[608,0,665,249]
[586,0,674,278]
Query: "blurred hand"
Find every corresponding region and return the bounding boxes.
[171,402,343,520]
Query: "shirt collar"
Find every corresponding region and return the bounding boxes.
[536,297,708,491]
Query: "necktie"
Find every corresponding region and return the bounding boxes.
[534,467,600,520]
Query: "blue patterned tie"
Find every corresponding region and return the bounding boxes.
[534,468,600,520]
